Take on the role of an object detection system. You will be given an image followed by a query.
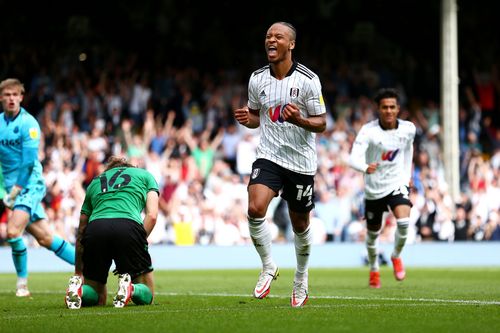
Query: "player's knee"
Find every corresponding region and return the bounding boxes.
[291,220,309,234]
[247,203,266,219]
[6,229,23,239]
[36,234,53,248]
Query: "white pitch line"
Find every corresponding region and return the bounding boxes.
[154,292,500,306]
[2,290,497,306]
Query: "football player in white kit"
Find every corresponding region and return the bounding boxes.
[349,88,416,288]
[234,21,326,307]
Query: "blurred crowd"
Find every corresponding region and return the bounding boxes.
[1,52,499,247]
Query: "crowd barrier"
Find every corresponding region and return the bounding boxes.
[1,242,499,273]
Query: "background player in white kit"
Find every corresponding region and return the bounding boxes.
[234,21,326,307]
[349,88,415,288]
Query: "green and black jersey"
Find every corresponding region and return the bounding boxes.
[80,166,159,224]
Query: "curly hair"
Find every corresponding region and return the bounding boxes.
[374,88,400,106]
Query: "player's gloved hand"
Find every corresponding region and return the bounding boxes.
[3,185,22,209]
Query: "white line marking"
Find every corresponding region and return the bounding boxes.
[2,290,499,306]
[155,292,500,305]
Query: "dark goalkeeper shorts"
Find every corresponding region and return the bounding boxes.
[82,218,153,284]
[248,158,315,213]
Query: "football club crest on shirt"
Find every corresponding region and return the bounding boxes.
[251,168,260,179]
[290,88,299,98]
[29,128,39,139]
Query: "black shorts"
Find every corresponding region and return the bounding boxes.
[364,185,413,226]
[248,158,315,213]
[81,218,153,284]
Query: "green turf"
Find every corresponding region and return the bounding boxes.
[1,268,499,333]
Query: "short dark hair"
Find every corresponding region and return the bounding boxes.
[374,88,400,105]
[273,21,296,41]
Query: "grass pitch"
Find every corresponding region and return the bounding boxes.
[1,267,499,333]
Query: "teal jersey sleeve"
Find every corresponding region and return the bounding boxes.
[0,108,43,190]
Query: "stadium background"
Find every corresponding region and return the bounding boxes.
[0,0,499,268]
[2,0,499,106]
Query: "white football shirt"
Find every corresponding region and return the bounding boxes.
[349,119,416,200]
[247,62,326,175]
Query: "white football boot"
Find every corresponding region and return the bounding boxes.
[65,275,83,309]
[253,266,279,299]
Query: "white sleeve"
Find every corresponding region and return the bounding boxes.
[304,76,326,116]
[247,73,260,111]
[349,126,369,173]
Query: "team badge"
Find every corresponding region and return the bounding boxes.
[251,168,260,179]
[290,88,299,98]
[29,128,39,139]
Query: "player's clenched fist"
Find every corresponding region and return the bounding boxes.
[234,107,250,125]
[234,107,260,128]
[280,103,301,124]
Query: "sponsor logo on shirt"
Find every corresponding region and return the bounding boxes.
[381,149,399,161]
[268,104,287,123]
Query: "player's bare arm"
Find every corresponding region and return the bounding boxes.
[234,106,260,128]
[143,191,159,237]
[75,214,89,276]
[281,103,326,133]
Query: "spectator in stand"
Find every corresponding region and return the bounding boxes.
[453,204,470,241]
[220,123,242,174]
[236,130,258,177]
[313,189,338,242]
[128,73,152,129]
[183,121,224,182]
[484,211,500,241]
